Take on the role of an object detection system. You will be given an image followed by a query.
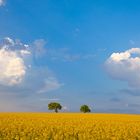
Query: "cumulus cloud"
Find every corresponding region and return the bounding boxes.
[0,49,26,85]
[0,0,5,6]
[0,37,31,86]
[1,37,30,51]
[105,48,140,87]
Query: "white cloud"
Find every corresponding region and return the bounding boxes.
[105,48,140,87]
[38,77,63,93]
[3,37,14,46]
[20,50,31,55]
[0,0,5,6]
[0,37,31,86]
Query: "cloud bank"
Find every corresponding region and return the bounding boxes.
[105,48,140,87]
[0,37,63,111]
[0,37,63,92]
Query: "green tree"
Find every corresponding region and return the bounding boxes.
[48,102,62,113]
[80,105,91,113]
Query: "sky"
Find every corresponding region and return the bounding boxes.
[0,0,140,113]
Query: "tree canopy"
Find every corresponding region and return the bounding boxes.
[80,105,91,113]
[48,102,62,113]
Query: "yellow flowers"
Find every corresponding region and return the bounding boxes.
[0,113,140,139]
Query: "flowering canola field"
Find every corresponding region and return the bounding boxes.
[0,113,140,140]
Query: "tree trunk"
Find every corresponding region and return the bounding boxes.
[55,108,58,113]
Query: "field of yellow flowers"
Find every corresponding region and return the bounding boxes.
[0,113,140,140]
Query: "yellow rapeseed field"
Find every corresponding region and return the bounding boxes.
[0,113,140,140]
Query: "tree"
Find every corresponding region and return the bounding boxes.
[48,102,62,113]
[80,105,91,113]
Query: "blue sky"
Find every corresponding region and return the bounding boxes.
[0,0,140,113]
